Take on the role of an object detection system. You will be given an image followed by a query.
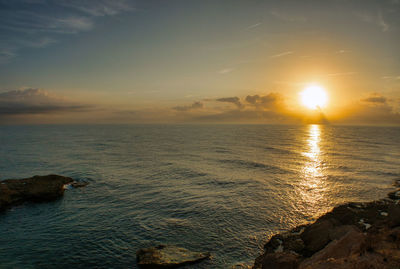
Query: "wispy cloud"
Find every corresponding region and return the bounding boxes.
[336,49,351,54]
[273,80,306,86]
[0,49,17,64]
[381,75,400,80]
[218,68,234,74]
[0,0,134,63]
[270,51,294,58]
[270,10,306,22]
[247,22,262,29]
[59,0,134,17]
[377,11,389,32]
[327,72,357,77]
[356,11,390,32]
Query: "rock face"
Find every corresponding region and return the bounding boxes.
[0,174,80,212]
[253,196,400,269]
[136,245,210,268]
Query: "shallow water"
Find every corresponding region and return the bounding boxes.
[0,124,399,268]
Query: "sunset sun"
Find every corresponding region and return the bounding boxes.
[300,84,328,110]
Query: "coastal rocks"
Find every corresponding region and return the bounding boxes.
[0,174,86,212]
[256,252,301,269]
[388,190,400,200]
[299,228,367,269]
[301,218,338,255]
[136,245,210,268]
[253,196,400,269]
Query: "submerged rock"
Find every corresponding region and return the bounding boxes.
[136,244,210,268]
[70,181,89,188]
[0,174,85,212]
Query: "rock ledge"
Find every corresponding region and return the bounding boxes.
[0,174,86,212]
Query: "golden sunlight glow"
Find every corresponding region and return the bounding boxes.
[298,124,329,216]
[300,84,328,110]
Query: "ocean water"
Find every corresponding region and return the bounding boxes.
[0,124,399,268]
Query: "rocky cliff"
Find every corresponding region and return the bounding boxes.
[253,189,400,269]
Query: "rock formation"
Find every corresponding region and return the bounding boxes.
[253,195,400,269]
[136,244,210,268]
[0,174,86,212]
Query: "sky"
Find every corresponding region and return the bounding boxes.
[0,0,399,125]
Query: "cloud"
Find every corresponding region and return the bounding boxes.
[270,10,306,22]
[270,51,294,58]
[381,75,400,80]
[173,101,204,112]
[59,0,134,17]
[0,49,17,63]
[356,11,390,32]
[218,68,234,74]
[0,88,90,116]
[245,93,283,109]
[361,93,387,104]
[50,17,94,32]
[170,92,400,125]
[335,93,400,125]
[247,22,262,29]
[182,92,296,124]
[377,11,389,32]
[0,0,134,62]
[327,72,357,77]
[216,97,243,109]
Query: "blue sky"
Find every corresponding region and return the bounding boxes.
[0,0,399,124]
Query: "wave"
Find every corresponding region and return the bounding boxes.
[263,146,294,155]
[219,159,293,174]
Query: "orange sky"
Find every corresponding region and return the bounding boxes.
[0,0,399,125]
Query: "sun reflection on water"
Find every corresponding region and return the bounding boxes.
[303,125,322,179]
[299,124,328,217]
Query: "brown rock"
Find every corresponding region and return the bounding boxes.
[299,229,367,268]
[388,190,400,200]
[284,237,305,254]
[136,245,210,268]
[264,231,305,254]
[300,219,338,256]
[328,225,359,241]
[0,174,74,211]
[323,204,356,225]
[260,252,301,269]
[387,204,400,227]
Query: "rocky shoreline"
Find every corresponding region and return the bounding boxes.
[0,174,87,212]
[252,183,400,269]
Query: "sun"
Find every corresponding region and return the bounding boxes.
[300,84,328,110]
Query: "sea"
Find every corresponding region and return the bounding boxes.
[0,124,399,268]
